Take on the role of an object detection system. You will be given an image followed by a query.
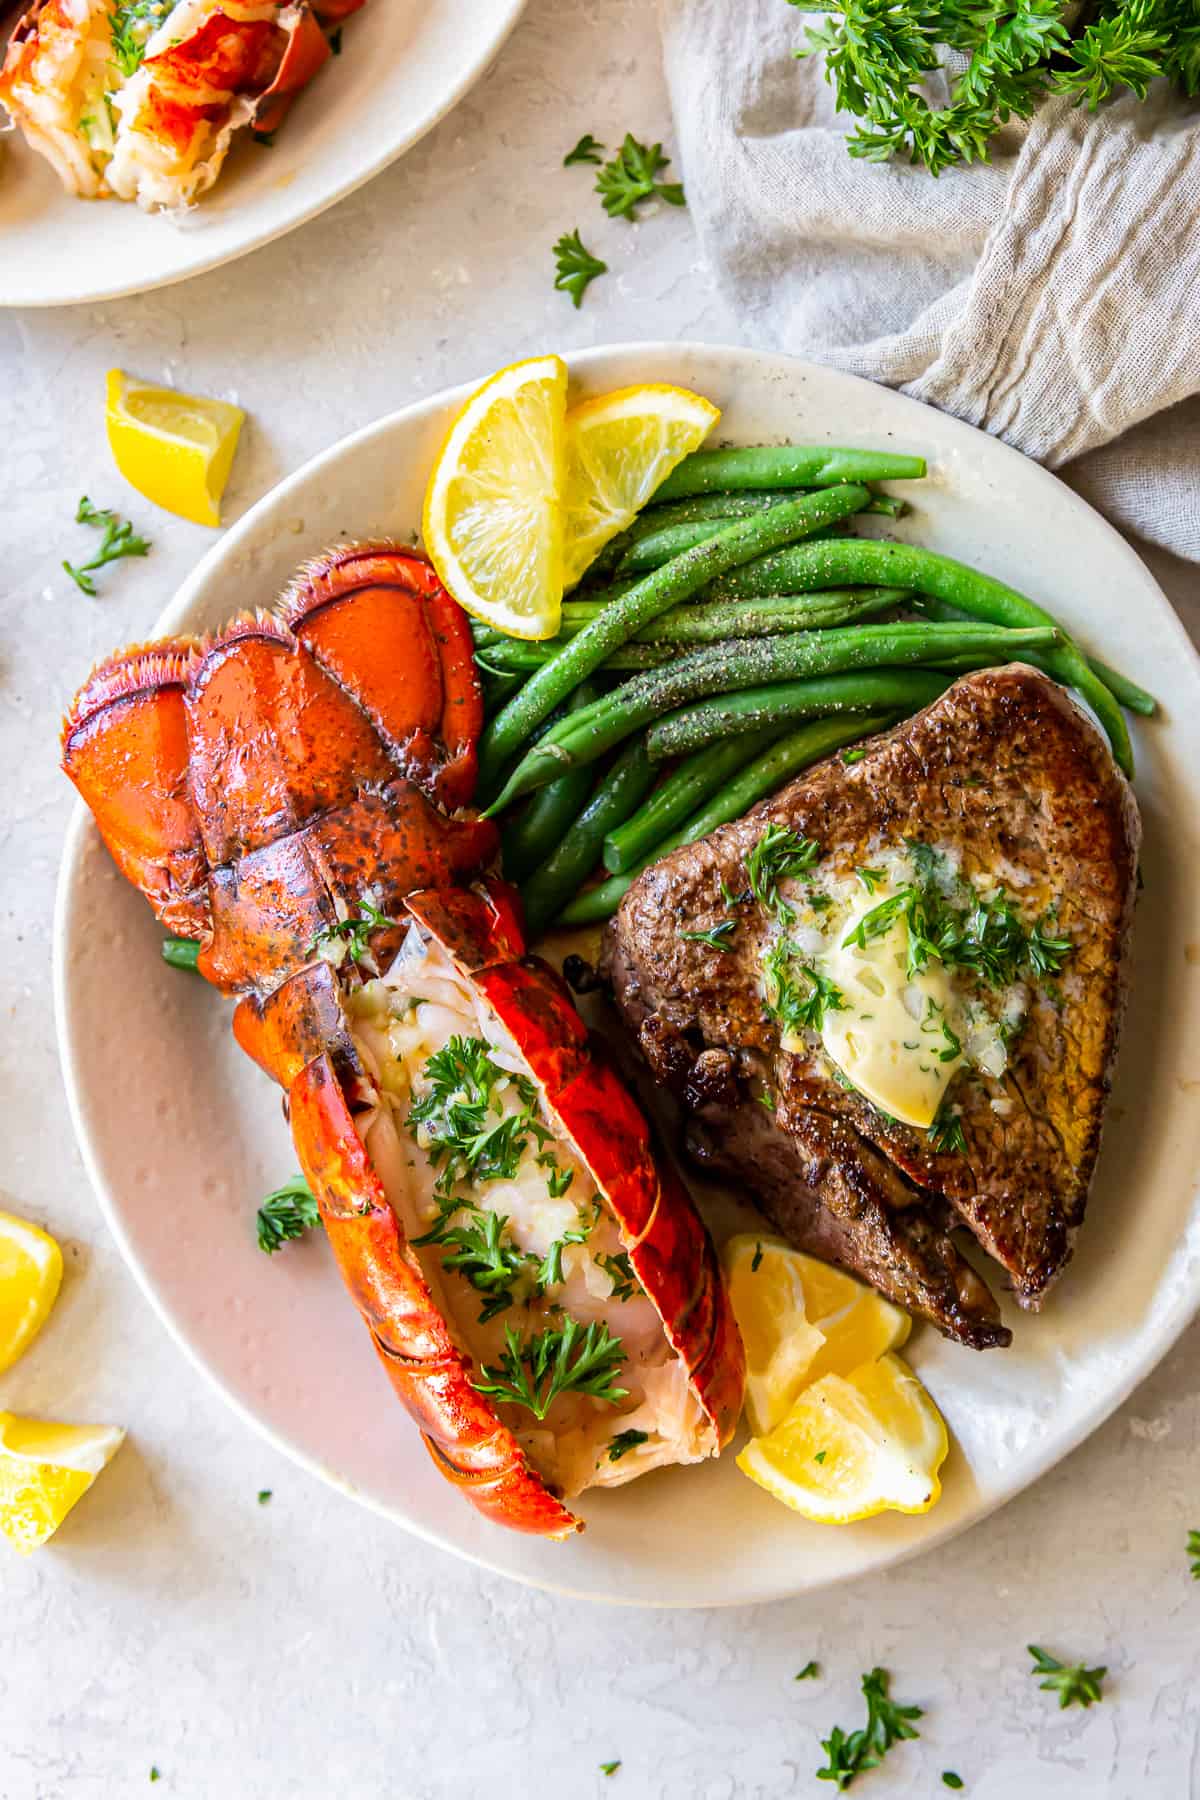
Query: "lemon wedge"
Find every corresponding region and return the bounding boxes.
[560,383,720,589]
[106,369,245,527]
[0,1210,63,1375]
[723,1235,910,1434]
[423,354,567,640]
[737,1352,948,1524]
[0,1414,125,1555]
[723,1235,824,1436]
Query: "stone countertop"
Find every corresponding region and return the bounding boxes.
[0,1,1197,1795]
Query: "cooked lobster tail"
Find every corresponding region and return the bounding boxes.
[62,544,745,1538]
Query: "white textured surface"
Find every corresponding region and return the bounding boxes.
[1,1,1198,1794]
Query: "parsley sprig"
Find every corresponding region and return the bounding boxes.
[473,1318,628,1420]
[64,497,151,595]
[763,938,847,1035]
[816,1666,922,1789]
[595,133,685,220]
[256,1176,322,1254]
[1189,1527,1200,1578]
[681,918,738,951]
[1027,1645,1107,1709]
[746,824,822,918]
[553,229,608,307]
[790,0,1200,176]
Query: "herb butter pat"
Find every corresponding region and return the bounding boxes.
[816,886,961,1128]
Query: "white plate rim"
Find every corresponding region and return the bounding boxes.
[0,0,526,308]
[52,341,1200,1607]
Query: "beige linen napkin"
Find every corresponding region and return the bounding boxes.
[659,0,1200,561]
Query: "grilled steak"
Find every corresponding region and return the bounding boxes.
[605,665,1141,1347]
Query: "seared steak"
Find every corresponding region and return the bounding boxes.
[605,665,1141,1346]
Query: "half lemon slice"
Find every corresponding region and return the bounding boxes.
[0,1210,63,1375]
[560,383,719,589]
[423,354,567,640]
[106,369,245,527]
[737,1352,948,1524]
[0,1414,125,1555]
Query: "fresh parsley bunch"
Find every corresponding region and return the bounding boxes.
[790,0,1200,174]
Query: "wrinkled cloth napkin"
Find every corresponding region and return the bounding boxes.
[659,0,1200,563]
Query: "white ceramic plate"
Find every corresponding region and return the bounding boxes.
[54,343,1200,1606]
[0,0,524,308]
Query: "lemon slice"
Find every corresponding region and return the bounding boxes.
[0,1210,63,1375]
[106,369,245,527]
[723,1235,824,1436]
[560,384,720,589]
[423,354,567,640]
[737,1352,948,1524]
[0,1414,125,1555]
[722,1234,910,1435]
[788,1256,911,1388]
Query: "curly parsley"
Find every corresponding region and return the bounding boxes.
[256,1176,321,1254]
[473,1318,628,1420]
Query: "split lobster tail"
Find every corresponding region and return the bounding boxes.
[62,541,744,1538]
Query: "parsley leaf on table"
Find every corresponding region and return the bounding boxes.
[552,229,608,307]
[64,496,151,595]
[816,1666,922,1789]
[1189,1527,1200,1578]
[595,133,685,220]
[564,132,605,166]
[1027,1645,1107,1709]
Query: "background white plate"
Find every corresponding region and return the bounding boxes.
[0,0,525,307]
[54,343,1200,1607]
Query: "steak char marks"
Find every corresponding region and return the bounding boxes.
[604,666,1141,1349]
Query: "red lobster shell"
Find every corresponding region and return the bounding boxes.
[62,545,744,1537]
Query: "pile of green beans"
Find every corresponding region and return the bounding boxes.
[466,440,1152,933]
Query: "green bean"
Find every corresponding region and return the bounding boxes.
[519,738,656,940]
[602,730,783,873]
[699,537,1133,775]
[500,682,602,884]
[559,713,897,925]
[162,937,201,972]
[483,591,908,662]
[644,669,951,762]
[653,445,926,502]
[489,622,1057,810]
[616,502,904,577]
[1084,654,1157,718]
[477,483,873,796]
[912,593,1158,718]
[477,640,674,674]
